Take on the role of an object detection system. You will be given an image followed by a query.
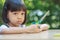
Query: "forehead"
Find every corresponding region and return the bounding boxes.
[9,10,25,13]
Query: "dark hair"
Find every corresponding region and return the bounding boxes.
[2,0,27,24]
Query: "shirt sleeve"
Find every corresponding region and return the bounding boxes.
[0,25,8,32]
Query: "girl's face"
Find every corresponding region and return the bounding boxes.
[7,10,25,27]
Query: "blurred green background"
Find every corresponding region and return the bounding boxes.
[0,0,60,29]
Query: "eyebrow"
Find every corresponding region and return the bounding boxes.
[12,11,25,14]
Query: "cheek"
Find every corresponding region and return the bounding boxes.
[7,12,18,23]
[23,16,25,19]
[8,16,17,22]
[22,16,25,21]
[22,17,24,21]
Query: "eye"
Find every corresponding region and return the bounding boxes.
[13,13,18,15]
[21,13,25,15]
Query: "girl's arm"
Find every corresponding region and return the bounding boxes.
[1,26,40,34]
[1,27,25,34]
[1,24,49,34]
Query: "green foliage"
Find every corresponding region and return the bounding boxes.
[24,0,60,29]
[2,0,5,5]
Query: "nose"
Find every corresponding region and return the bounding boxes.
[17,15,22,19]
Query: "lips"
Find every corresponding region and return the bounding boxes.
[18,21,21,22]
[17,21,22,24]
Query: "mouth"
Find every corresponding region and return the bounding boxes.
[17,21,22,24]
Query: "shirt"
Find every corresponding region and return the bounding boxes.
[0,24,26,32]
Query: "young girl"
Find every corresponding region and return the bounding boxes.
[0,0,49,34]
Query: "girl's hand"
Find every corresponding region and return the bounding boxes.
[26,24,49,33]
[26,24,41,33]
[39,24,49,31]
